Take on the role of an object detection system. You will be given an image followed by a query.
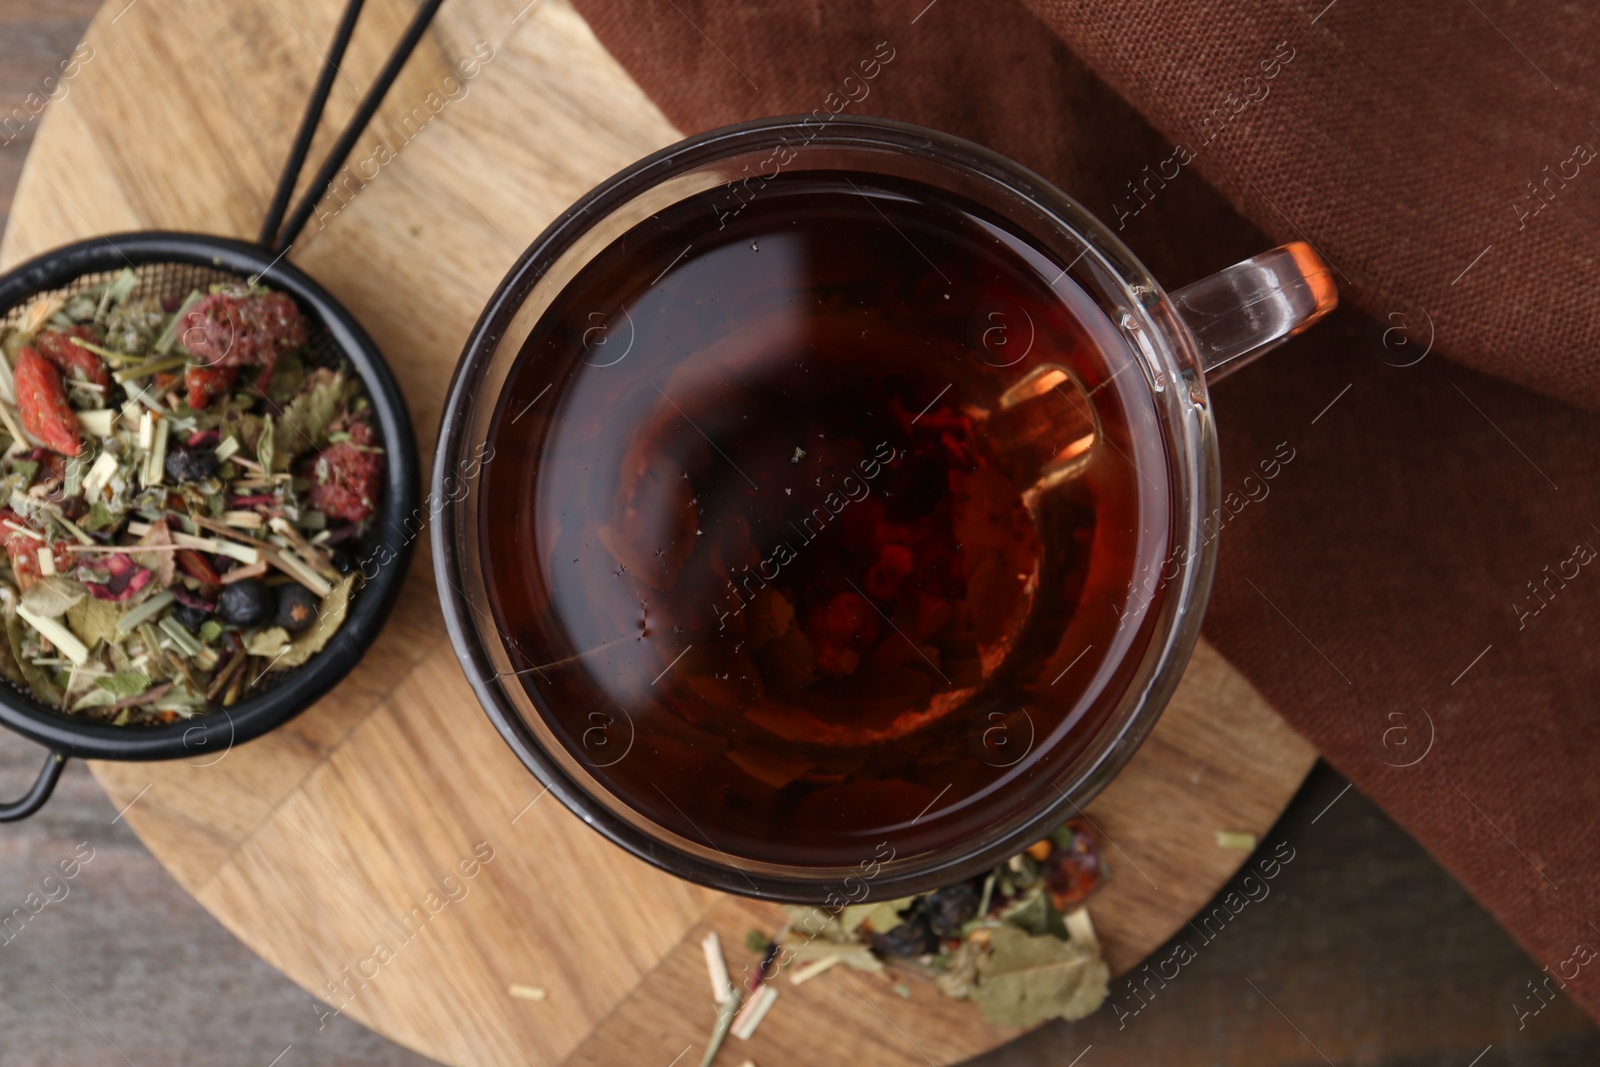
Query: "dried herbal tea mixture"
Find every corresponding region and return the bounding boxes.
[725,821,1109,1040]
[0,269,382,724]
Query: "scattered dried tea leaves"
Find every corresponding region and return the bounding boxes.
[744,818,1111,1036]
[697,986,742,1067]
[853,895,914,936]
[969,924,1109,1026]
[785,938,884,974]
[787,955,842,986]
[703,930,732,1004]
[1216,830,1257,850]
[731,983,778,1041]
[934,936,984,999]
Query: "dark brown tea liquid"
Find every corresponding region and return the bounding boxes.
[481,171,1172,868]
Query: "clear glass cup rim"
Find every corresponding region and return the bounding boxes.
[434,115,1242,903]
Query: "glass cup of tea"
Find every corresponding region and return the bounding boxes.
[434,116,1335,903]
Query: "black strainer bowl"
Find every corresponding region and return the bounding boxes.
[0,231,418,818]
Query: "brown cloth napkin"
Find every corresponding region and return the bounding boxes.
[571,0,1600,1024]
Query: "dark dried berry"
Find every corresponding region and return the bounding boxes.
[171,604,209,632]
[218,579,273,627]
[165,446,218,483]
[329,545,357,574]
[867,912,941,959]
[274,584,319,631]
[923,881,981,938]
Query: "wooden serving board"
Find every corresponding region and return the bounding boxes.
[0,1,1317,1063]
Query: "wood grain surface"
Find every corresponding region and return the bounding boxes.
[0,1,1316,1064]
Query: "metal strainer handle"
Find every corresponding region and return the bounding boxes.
[259,0,447,255]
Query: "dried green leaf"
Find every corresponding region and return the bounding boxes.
[81,500,117,533]
[103,295,166,353]
[0,609,30,692]
[5,613,60,705]
[96,670,151,699]
[997,883,1050,936]
[67,594,123,650]
[970,924,1109,1026]
[246,627,291,657]
[96,268,140,321]
[838,902,875,935]
[781,904,847,943]
[275,368,350,452]
[153,290,202,355]
[199,619,223,644]
[62,294,97,323]
[843,895,916,936]
[21,576,87,618]
[152,680,205,715]
[71,687,120,713]
[256,416,276,476]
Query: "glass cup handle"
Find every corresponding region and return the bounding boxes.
[1170,242,1338,384]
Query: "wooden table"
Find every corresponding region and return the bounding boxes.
[0,1,1317,1063]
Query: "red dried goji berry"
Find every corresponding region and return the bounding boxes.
[35,325,110,390]
[13,347,82,456]
[184,364,240,410]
